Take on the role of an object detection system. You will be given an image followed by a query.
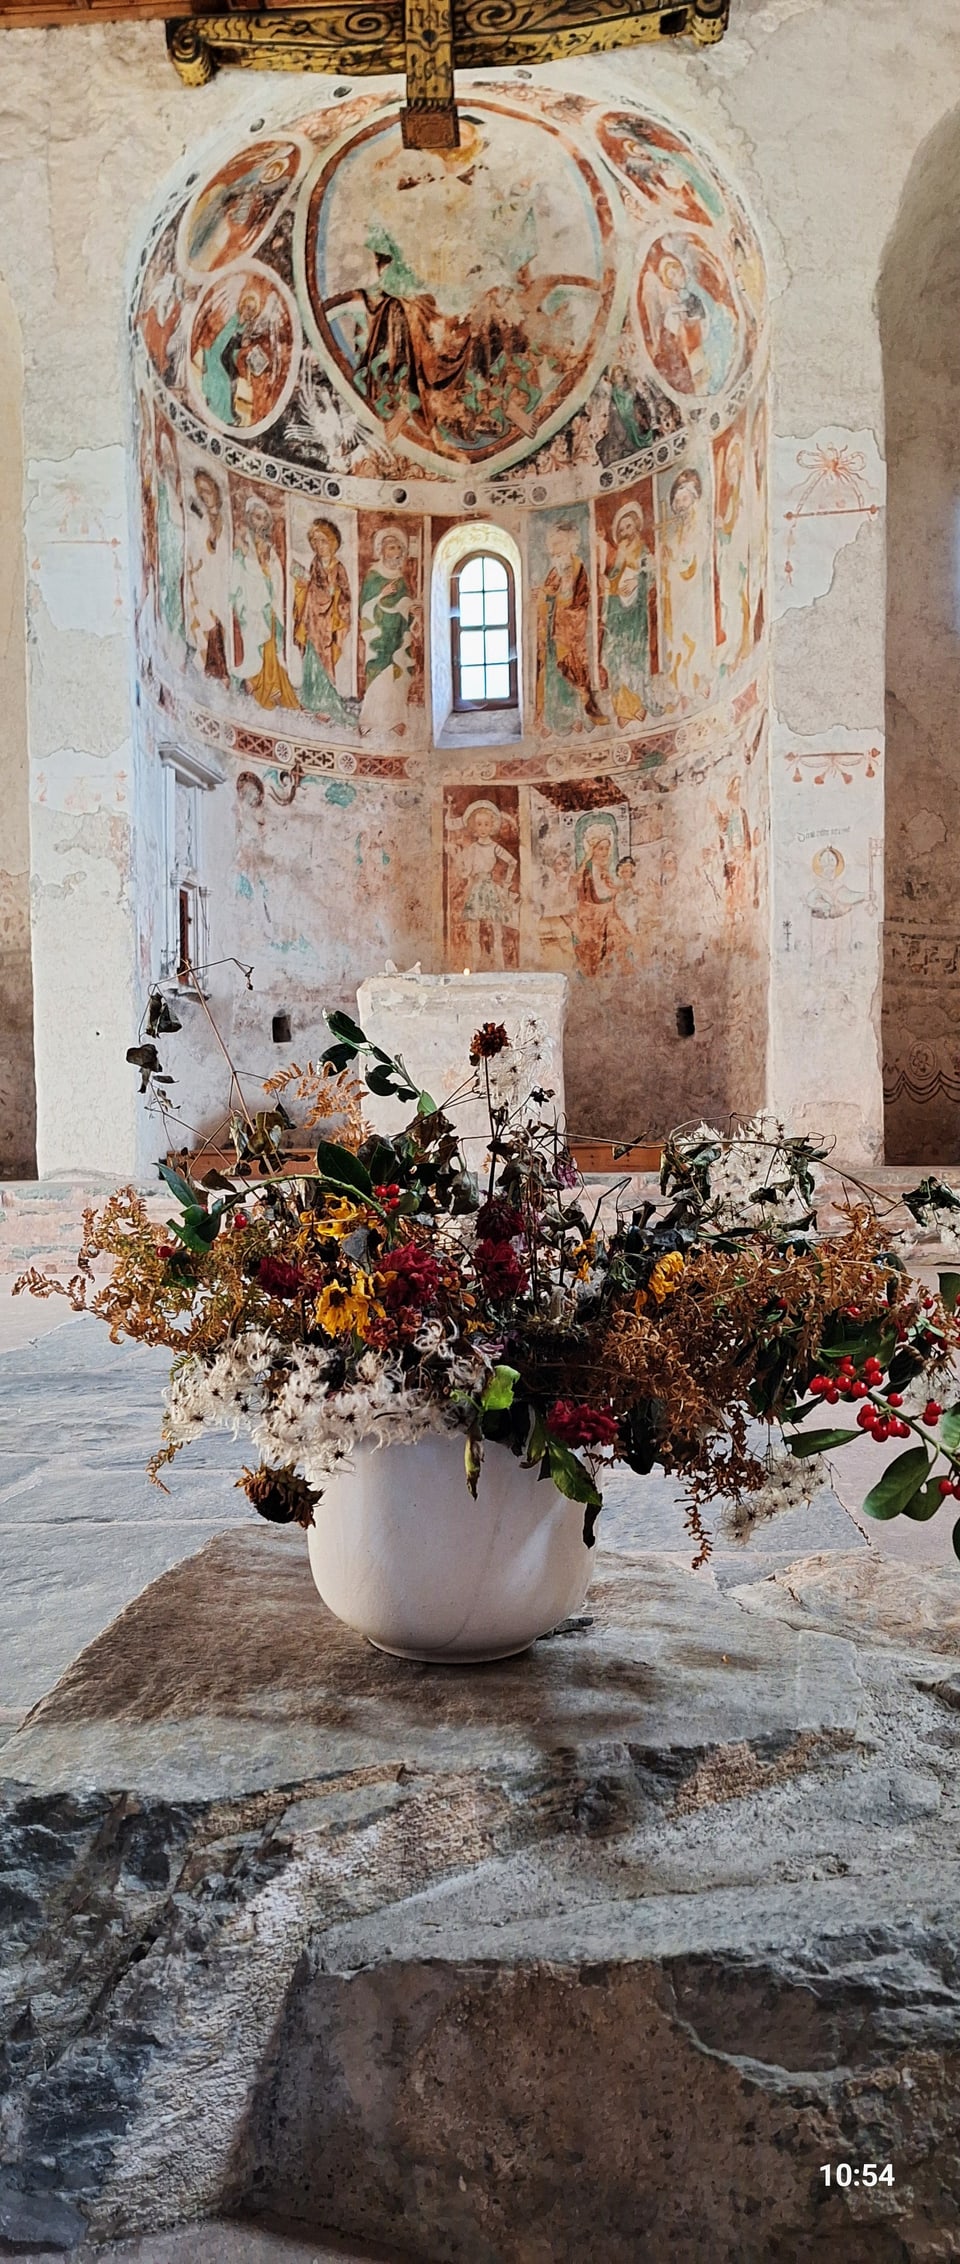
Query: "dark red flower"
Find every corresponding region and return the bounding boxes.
[475,1197,524,1242]
[377,1240,441,1313]
[474,1237,528,1300]
[470,1022,510,1063]
[257,1256,305,1299]
[547,1400,619,1449]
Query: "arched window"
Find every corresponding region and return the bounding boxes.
[450,551,518,712]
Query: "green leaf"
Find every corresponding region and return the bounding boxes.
[465,1428,482,1501]
[169,1202,223,1254]
[325,1009,367,1047]
[941,1274,960,1315]
[546,1439,602,1512]
[862,1444,932,1522]
[417,1090,438,1115]
[158,1161,198,1209]
[953,1514,960,1564]
[940,1403,960,1457]
[320,1043,358,1074]
[901,1479,946,1523]
[525,1414,547,1467]
[315,1141,373,1199]
[786,1427,859,1457]
[481,1364,520,1414]
[821,1326,896,1370]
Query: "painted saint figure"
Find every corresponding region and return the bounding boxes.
[639,239,738,399]
[456,800,519,971]
[184,468,229,682]
[574,818,635,976]
[230,494,298,710]
[535,520,606,734]
[712,426,751,672]
[155,425,185,646]
[602,501,655,725]
[193,281,290,432]
[293,518,352,726]
[658,467,714,711]
[359,527,416,740]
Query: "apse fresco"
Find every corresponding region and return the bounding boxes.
[131,82,771,1128]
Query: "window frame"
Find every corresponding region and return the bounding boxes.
[450,549,519,714]
[158,743,224,992]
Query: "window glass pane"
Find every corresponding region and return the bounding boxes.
[458,557,485,592]
[482,587,509,625]
[480,555,507,590]
[485,665,511,701]
[458,590,485,627]
[459,666,487,700]
[485,628,510,664]
[459,629,486,666]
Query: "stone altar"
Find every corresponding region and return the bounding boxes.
[5,1515,960,2262]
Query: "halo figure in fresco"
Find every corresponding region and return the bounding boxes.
[457,799,519,972]
[230,493,298,711]
[639,236,740,398]
[292,518,354,727]
[300,107,622,475]
[190,274,296,434]
[358,526,417,741]
[183,140,302,273]
[601,498,656,725]
[574,814,636,977]
[535,519,606,735]
[597,112,725,229]
[184,467,230,683]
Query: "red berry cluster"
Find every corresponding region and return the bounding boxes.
[373,1180,403,1212]
[809,1356,911,1440]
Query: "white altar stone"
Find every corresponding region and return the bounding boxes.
[356,974,568,1159]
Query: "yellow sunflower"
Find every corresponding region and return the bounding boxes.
[314,1271,384,1339]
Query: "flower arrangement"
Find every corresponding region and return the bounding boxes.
[16,1010,960,1566]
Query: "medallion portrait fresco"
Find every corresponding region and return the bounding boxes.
[180,139,306,274]
[188,268,300,437]
[295,102,626,476]
[597,112,727,230]
[637,233,743,400]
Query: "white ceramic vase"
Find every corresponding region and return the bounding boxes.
[305,1432,593,1663]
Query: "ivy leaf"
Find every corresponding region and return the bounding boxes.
[940,1274,960,1315]
[315,1141,373,1199]
[786,1427,859,1457]
[940,1403,960,1457]
[481,1364,520,1414]
[158,1161,199,1209]
[862,1444,932,1522]
[325,1009,367,1047]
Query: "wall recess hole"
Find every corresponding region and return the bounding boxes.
[272,1012,292,1044]
[676,1005,696,1039]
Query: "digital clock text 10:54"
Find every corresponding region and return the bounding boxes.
[820,2164,894,2188]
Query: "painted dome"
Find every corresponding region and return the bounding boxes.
[133,86,765,511]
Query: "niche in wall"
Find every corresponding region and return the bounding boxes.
[430,521,523,746]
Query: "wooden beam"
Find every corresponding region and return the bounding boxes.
[401,0,458,150]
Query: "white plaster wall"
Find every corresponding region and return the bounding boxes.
[3,5,960,1165]
[0,273,35,1175]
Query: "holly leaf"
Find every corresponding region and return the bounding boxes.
[861,1444,932,1522]
[168,1202,223,1254]
[158,1161,199,1209]
[786,1427,859,1457]
[940,1274,960,1315]
[315,1141,373,1199]
[481,1364,520,1414]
